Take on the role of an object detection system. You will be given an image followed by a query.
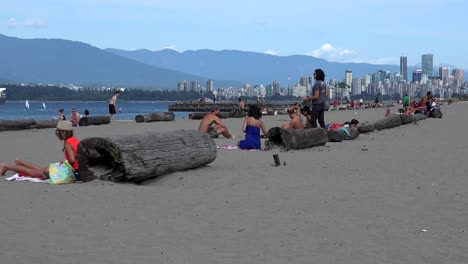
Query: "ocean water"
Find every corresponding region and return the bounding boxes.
[0,101,190,120]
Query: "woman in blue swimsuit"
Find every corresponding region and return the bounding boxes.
[238,105,268,150]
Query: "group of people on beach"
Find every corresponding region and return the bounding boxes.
[57,108,87,127]
[198,69,329,150]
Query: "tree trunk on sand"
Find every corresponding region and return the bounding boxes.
[372,114,403,131]
[228,109,246,118]
[188,112,229,120]
[77,130,217,183]
[428,108,443,118]
[78,116,111,126]
[400,114,416,124]
[327,127,359,142]
[32,119,58,129]
[357,122,375,133]
[0,119,36,131]
[135,112,175,123]
[413,114,427,122]
[265,127,328,150]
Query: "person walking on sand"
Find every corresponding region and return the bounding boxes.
[109,90,121,124]
[198,106,232,138]
[302,69,327,129]
[0,121,81,180]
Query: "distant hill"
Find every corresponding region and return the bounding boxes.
[106,48,404,85]
[0,34,241,89]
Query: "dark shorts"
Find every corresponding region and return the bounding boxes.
[209,126,219,138]
[109,104,116,115]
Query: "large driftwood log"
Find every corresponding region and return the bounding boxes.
[32,119,58,129]
[188,112,229,120]
[265,127,328,150]
[228,109,246,118]
[357,122,375,133]
[400,114,416,124]
[413,114,427,122]
[428,108,443,118]
[0,119,36,131]
[135,112,175,123]
[77,130,217,182]
[372,114,403,131]
[327,127,359,142]
[78,116,111,126]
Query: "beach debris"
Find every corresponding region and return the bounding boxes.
[266,126,328,150]
[273,154,281,167]
[135,112,175,123]
[283,161,287,166]
[420,229,428,233]
[361,145,368,151]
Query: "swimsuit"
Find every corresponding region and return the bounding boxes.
[209,126,219,138]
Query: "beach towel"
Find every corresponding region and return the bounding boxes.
[217,145,239,150]
[5,173,50,184]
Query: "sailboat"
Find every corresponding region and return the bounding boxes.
[42,102,46,110]
[25,100,30,110]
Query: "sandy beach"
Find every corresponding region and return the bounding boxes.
[0,103,467,264]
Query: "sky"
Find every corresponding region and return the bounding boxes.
[1,0,467,69]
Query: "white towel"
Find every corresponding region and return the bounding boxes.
[5,173,50,184]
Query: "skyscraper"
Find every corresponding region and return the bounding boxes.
[345,70,352,87]
[453,69,464,81]
[206,79,214,92]
[400,56,408,81]
[421,54,433,77]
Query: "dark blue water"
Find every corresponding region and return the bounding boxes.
[0,101,190,120]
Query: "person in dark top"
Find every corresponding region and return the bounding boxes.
[426,91,433,116]
[302,69,327,128]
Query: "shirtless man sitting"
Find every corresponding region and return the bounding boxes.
[282,105,304,129]
[198,107,232,138]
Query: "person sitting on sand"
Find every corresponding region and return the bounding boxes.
[282,105,304,129]
[238,105,268,150]
[301,106,313,128]
[1,121,80,180]
[385,108,391,117]
[69,108,80,127]
[58,108,66,120]
[198,106,232,138]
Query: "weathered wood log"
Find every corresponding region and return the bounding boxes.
[328,127,359,142]
[372,114,403,131]
[357,122,375,133]
[77,130,217,182]
[399,114,416,124]
[428,108,443,118]
[32,119,58,129]
[0,119,36,131]
[265,127,328,150]
[78,116,111,126]
[228,109,247,118]
[135,112,175,123]
[188,112,229,120]
[413,114,427,122]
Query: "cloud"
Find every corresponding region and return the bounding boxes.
[265,50,279,56]
[6,18,47,28]
[308,43,357,61]
[159,45,180,52]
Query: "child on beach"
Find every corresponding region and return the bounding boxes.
[0,121,80,180]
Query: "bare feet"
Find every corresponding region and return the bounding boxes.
[0,163,9,176]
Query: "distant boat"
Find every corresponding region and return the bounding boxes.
[25,100,30,110]
[42,102,46,110]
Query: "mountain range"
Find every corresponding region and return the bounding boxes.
[1,34,464,90]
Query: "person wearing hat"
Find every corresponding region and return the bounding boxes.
[198,106,232,138]
[0,121,81,180]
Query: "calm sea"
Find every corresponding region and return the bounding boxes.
[0,101,190,120]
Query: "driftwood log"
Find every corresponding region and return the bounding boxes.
[77,130,217,182]
[188,112,229,120]
[372,114,403,131]
[265,127,328,150]
[228,109,247,118]
[78,116,111,126]
[32,119,58,129]
[413,114,427,122]
[327,127,359,142]
[0,119,36,131]
[400,114,416,124]
[357,122,375,133]
[135,112,175,123]
[429,108,443,118]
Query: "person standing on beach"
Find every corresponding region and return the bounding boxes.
[58,109,66,120]
[109,91,121,124]
[302,69,327,129]
[198,107,232,138]
[238,98,245,110]
[69,108,80,127]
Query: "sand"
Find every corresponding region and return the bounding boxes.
[0,103,467,264]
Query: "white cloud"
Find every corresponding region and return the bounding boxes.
[159,45,179,51]
[308,43,357,61]
[265,50,279,56]
[6,18,47,28]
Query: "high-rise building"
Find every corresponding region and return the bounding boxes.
[345,70,352,88]
[206,80,214,92]
[452,69,464,81]
[421,54,433,77]
[299,76,308,87]
[412,69,423,83]
[400,56,408,81]
[438,67,450,80]
[273,81,281,96]
[351,78,361,96]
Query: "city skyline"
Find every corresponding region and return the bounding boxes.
[1,0,466,69]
